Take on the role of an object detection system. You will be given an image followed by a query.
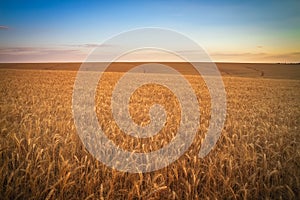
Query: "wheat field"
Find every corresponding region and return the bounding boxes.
[0,63,299,199]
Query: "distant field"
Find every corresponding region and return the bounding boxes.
[0,63,299,199]
[0,62,299,79]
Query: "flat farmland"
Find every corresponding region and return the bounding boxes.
[0,63,299,199]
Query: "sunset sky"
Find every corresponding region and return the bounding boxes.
[0,0,299,63]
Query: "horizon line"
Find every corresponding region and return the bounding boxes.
[0,61,300,65]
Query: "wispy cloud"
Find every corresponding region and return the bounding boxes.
[0,26,9,29]
[0,47,81,55]
[0,47,88,62]
[211,52,267,57]
[210,51,300,63]
[63,43,115,48]
[1,46,299,63]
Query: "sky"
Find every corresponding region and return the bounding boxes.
[0,0,299,63]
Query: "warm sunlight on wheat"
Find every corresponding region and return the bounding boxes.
[0,68,299,199]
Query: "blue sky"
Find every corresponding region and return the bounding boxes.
[0,0,299,62]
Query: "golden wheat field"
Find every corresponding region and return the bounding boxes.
[0,63,300,199]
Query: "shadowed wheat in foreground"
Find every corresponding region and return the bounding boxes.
[0,64,299,199]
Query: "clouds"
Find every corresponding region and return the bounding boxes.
[0,44,117,63]
[0,45,299,63]
[0,26,9,30]
[0,47,82,55]
[63,43,115,48]
[210,51,300,63]
[0,47,88,63]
